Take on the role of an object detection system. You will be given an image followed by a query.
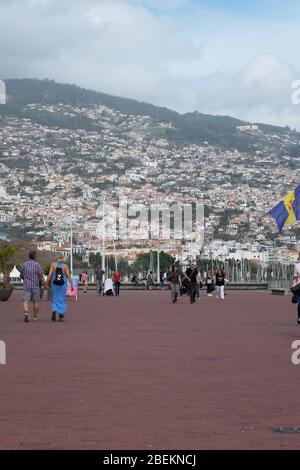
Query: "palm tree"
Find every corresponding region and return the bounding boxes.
[0,245,16,286]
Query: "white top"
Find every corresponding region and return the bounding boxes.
[104,278,113,293]
[294,263,300,280]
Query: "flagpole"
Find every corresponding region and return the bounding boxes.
[70,218,73,275]
[113,239,118,271]
[102,200,105,272]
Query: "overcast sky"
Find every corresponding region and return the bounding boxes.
[0,0,299,128]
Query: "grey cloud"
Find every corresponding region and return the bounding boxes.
[190,54,300,129]
[0,0,299,128]
[0,0,201,109]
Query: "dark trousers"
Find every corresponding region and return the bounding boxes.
[189,283,197,304]
[96,280,102,295]
[207,284,214,294]
[170,283,179,303]
[114,282,121,296]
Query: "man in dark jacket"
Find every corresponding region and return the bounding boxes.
[185,262,198,304]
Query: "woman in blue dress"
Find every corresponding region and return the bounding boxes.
[46,254,74,322]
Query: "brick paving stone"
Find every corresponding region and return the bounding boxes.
[0,289,300,449]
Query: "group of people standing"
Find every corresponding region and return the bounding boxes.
[17,250,300,324]
[167,262,227,304]
[94,266,122,296]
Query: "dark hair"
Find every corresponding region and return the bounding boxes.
[172,264,177,272]
[29,250,36,260]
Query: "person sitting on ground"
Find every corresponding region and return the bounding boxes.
[104,278,114,296]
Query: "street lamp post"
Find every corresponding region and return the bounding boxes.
[102,200,105,272]
[113,239,118,271]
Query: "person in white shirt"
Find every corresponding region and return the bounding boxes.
[294,260,300,280]
[104,278,114,296]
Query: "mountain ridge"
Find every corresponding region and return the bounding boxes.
[1,78,297,151]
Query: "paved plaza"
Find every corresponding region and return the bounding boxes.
[0,289,300,450]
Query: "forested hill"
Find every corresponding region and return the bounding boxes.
[1,78,296,151]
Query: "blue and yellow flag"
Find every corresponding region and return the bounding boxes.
[269,184,300,232]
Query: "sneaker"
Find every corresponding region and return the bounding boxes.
[24,313,29,322]
[51,311,56,322]
[297,318,300,325]
[33,316,38,321]
[59,314,64,322]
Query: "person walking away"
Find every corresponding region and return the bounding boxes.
[81,270,89,293]
[206,270,215,296]
[46,254,74,322]
[185,262,198,304]
[293,257,300,325]
[168,265,182,304]
[95,266,104,295]
[112,270,122,296]
[20,250,46,322]
[215,269,225,300]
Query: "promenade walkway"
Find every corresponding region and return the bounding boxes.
[0,290,299,449]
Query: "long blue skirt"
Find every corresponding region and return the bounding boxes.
[51,283,67,316]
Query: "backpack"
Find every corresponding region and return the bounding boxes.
[53,264,65,286]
